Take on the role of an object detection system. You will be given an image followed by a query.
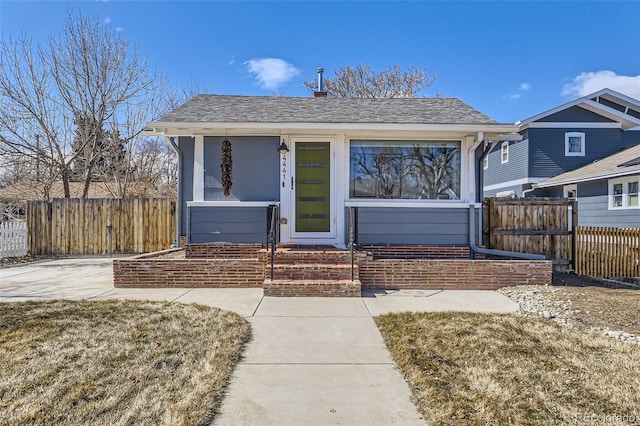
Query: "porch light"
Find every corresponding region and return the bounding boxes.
[278,140,289,153]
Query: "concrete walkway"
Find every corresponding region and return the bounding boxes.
[1,258,519,426]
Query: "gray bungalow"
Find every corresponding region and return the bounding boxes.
[484,89,640,198]
[145,93,521,249]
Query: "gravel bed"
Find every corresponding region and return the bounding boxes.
[498,284,639,345]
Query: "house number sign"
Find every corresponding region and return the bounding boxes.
[281,153,287,187]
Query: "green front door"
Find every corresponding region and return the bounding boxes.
[295,142,331,233]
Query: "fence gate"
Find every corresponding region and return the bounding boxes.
[27,198,176,256]
[483,197,576,270]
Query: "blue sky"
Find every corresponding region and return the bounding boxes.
[1,0,639,123]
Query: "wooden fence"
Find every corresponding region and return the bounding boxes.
[575,226,640,278]
[483,197,575,270]
[0,221,28,258]
[27,198,176,256]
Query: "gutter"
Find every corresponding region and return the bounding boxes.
[469,132,545,260]
[522,183,537,197]
[164,136,182,248]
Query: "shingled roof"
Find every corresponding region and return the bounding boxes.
[538,144,640,188]
[154,95,499,125]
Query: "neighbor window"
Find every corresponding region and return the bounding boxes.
[565,132,585,156]
[501,142,509,164]
[349,140,461,200]
[609,178,640,209]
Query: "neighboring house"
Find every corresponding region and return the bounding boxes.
[483,89,640,198]
[534,144,640,228]
[145,92,520,248]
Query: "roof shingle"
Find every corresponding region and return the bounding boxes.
[155,95,500,125]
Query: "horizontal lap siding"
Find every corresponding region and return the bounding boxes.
[356,208,468,245]
[578,180,640,228]
[189,207,267,244]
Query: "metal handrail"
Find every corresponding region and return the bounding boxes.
[347,206,355,281]
[267,205,278,281]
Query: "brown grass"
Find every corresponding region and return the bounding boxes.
[375,312,640,425]
[550,286,640,335]
[0,300,251,425]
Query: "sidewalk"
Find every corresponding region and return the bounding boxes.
[1,258,519,426]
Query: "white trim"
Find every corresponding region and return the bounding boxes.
[608,176,640,210]
[520,89,640,129]
[538,170,640,188]
[287,137,337,243]
[523,122,621,129]
[563,184,577,200]
[501,141,509,164]
[344,201,476,209]
[483,177,548,192]
[193,135,204,201]
[146,121,520,135]
[187,201,280,207]
[565,132,585,157]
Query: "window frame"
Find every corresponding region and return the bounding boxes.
[347,139,462,201]
[501,141,509,164]
[608,177,640,210]
[565,132,586,157]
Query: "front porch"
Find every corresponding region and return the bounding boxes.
[113,243,552,296]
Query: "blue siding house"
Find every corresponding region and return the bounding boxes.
[483,89,640,198]
[145,92,520,248]
[535,144,640,228]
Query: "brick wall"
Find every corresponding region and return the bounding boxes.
[359,257,551,290]
[263,279,361,297]
[185,243,264,259]
[360,244,471,259]
[113,255,264,288]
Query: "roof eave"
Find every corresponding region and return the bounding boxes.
[537,168,640,188]
[144,121,518,136]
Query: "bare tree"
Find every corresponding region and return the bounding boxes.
[0,13,171,199]
[303,64,436,98]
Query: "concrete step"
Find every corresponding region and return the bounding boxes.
[263,279,361,297]
[259,248,353,264]
[266,263,358,280]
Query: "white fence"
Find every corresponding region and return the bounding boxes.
[0,221,28,258]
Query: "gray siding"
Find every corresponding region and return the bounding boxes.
[528,128,624,178]
[189,206,269,243]
[203,136,280,201]
[483,139,529,187]
[179,137,195,238]
[538,106,615,122]
[356,207,469,245]
[576,180,640,228]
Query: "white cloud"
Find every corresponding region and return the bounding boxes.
[244,58,300,90]
[563,71,640,99]
[115,27,124,32]
[519,82,532,91]
[104,17,112,24]
[508,93,521,100]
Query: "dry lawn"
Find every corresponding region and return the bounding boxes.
[0,300,251,425]
[549,286,640,335]
[375,312,640,426]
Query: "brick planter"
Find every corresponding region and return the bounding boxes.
[359,257,552,290]
[113,248,264,288]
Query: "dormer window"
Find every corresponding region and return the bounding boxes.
[565,132,585,156]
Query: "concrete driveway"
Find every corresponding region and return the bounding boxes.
[1,257,519,426]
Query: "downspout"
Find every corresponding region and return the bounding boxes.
[164,136,182,248]
[522,183,537,198]
[468,132,546,260]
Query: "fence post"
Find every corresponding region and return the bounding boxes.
[571,199,578,271]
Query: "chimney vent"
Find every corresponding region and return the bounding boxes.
[313,67,327,97]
